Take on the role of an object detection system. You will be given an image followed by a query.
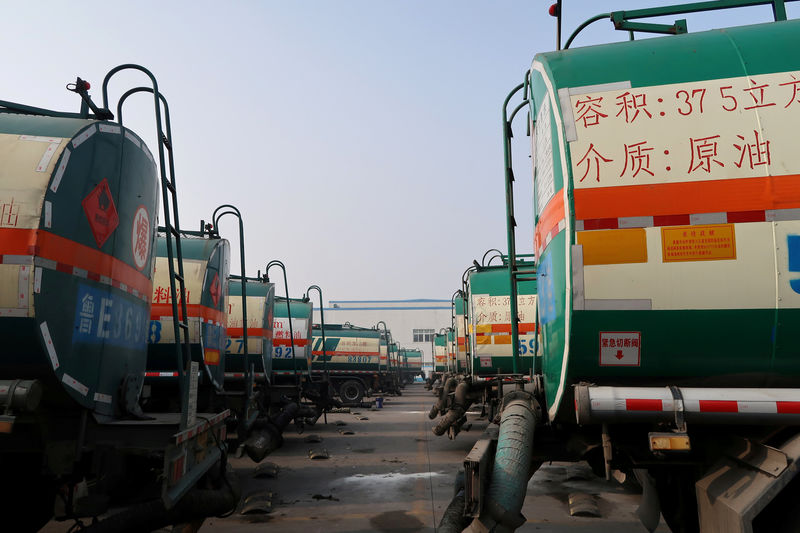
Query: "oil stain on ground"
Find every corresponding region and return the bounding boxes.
[369,510,425,532]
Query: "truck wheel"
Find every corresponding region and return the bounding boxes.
[655,469,699,533]
[340,380,364,404]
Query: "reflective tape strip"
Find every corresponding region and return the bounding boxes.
[71,124,97,148]
[40,321,59,369]
[18,265,29,308]
[44,201,52,228]
[0,308,27,317]
[174,409,229,445]
[20,135,61,143]
[98,124,121,135]
[124,131,141,148]
[576,208,800,232]
[142,143,154,165]
[62,373,88,396]
[50,147,71,192]
[145,372,178,377]
[33,267,42,293]
[36,142,61,172]
[93,392,112,404]
[3,255,33,265]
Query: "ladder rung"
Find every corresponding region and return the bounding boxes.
[174,273,184,283]
[178,322,189,330]
[169,226,179,237]
[164,179,176,194]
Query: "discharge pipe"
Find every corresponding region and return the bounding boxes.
[465,391,541,532]
[430,376,457,419]
[243,402,299,462]
[433,381,473,436]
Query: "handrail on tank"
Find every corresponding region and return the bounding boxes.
[211,205,251,392]
[306,285,329,380]
[101,65,192,423]
[450,290,462,374]
[503,78,530,375]
[265,260,301,400]
[306,285,329,423]
[376,320,391,374]
[564,0,797,49]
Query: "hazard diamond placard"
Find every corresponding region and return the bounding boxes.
[82,178,119,248]
[599,331,641,366]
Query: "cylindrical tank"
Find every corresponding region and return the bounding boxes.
[434,333,448,372]
[0,113,158,417]
[454,298,469,373]
[467,261,538,375]
[446,329,456,371]
[147,234,230,392]
[379,337,389,372]
[311,323,380,376]
[399,348,423,380]
[529,19,800,421]
[271,297,312,381]
[389,341,399,369]
[225,278,274,382]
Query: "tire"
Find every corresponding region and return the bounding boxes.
[339,380,365,404]
[654,468,699,533]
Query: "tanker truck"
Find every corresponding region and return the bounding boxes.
[452,4,800,533]
[0,67,233,532]
[311,322,381,405]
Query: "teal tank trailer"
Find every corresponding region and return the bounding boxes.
[311,322,382,404]
[399,348,423,384]
[145,227,230,411]
[225,276,274,384]
[376,322,402,395]
[0,67,234,532]
[443,4,800,533]
[271,296,313,395]
[466,256,537,377]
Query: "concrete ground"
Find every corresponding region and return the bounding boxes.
[41,384,669,532]
[204,383,670,532]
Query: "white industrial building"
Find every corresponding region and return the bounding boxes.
[312,299,451,371]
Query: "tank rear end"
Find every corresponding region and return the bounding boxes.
[0,113,158,418]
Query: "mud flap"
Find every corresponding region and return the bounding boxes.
[695,434,800,533]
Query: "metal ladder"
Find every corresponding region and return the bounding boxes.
[503,76,539,375]
[101,65,194,430]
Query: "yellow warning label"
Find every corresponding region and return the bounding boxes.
[661,224,736,262]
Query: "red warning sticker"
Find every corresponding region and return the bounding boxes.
[82,179,119,248]
[210,272,221,308]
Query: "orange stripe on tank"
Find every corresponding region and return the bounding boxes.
[228,327,267,337]
[0,228,152,297]
[573,174,800,221]
[535,190,566,253]
[150,303,226,324]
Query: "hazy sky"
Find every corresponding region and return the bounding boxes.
[4,1,795,303]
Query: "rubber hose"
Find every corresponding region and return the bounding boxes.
[475,398,538,531]
[438,490,469,533]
